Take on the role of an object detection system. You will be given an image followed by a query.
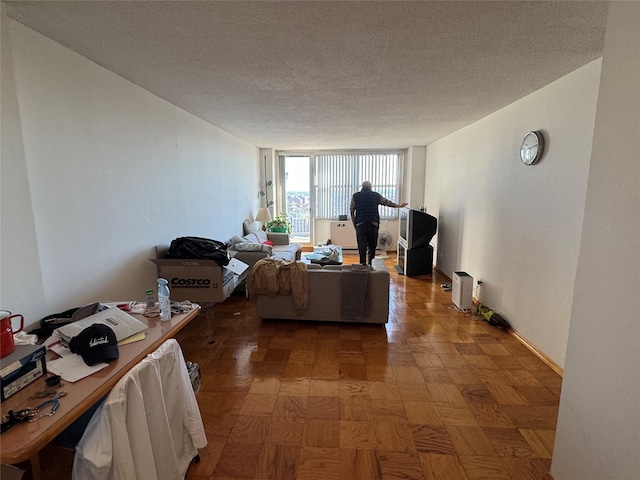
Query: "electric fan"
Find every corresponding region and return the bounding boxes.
[376,231,395,258]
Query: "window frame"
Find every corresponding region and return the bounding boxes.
[278,149,405,222]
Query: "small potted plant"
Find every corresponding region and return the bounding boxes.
[267,213,292,233]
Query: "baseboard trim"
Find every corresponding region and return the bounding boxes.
[433,266,450,281]
[508,328,564,378]
[406,265,562,378]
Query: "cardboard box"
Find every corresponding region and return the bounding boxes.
[0,344,47,401]
[151,257,238,303]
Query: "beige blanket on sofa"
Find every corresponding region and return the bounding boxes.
[248,258,308,311]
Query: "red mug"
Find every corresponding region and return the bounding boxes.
[1,310,24,359]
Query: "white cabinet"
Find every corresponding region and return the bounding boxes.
[329,221,357,248]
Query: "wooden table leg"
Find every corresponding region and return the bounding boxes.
[29,452,42,480]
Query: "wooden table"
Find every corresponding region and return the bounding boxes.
[0,306,201,478]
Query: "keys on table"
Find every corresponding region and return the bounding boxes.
[1,392,67,433]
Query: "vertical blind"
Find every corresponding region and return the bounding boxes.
[314,152,404,219]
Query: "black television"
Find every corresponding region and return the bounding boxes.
[398,208,437,249]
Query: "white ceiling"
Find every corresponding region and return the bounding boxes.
[4,1,608,150]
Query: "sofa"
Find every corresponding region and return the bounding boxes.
[253,257,390,324]
[227,219,301,268]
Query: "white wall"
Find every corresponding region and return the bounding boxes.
[406,146,427,211]
[1,13,259,329]
[424,59,602,368]
[552,3,640,479]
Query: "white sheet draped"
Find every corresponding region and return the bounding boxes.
[72,339,207,480]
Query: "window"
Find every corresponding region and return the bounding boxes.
[277,150,405,241]
[314,151,404,219]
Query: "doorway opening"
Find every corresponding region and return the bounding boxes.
[282,155,311,244]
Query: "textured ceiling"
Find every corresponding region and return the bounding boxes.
[5,1,608,150]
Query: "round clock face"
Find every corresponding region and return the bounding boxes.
[520,131,544,165]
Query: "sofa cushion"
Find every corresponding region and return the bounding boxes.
[243,229,270,244]
[242,233,259,244]
[253,229,268,243]
[242,219,253,236]
[229,242,273,254]
[272,244,301,262]
[266,232,290,245]
[322,265,343,271]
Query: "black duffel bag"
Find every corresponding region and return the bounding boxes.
[166,236,230,266]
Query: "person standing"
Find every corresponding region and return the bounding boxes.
[350,181,407,265]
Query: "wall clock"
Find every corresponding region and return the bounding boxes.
[520,130,545,165]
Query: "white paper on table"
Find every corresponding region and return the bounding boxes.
[45,331,74,357]
[47,354,108,383]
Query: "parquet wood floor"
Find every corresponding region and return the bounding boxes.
[36,254,560,480]
[177,255,559,480]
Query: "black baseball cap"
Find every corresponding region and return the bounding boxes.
[69,323,119,366]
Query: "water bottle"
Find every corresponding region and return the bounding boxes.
[157,278,171,321]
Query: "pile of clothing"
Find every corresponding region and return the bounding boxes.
[247,258,308,311]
